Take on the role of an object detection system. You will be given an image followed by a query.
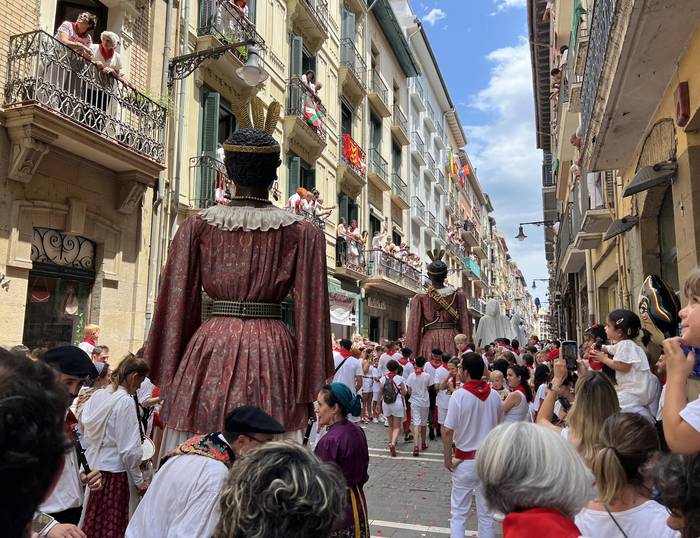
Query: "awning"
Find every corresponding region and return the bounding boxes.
[329,292,355,326]
[622,161,677,198]
[604,215,639,241]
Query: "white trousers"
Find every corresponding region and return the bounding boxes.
[450,460,495,538]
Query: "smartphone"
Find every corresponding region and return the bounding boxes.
[561,340,578,371]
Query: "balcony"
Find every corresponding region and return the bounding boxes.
[390,173,409,209]
[461,220,480,248]
[464,256,481,280]
[197,0,267,96]
[446,241,465,260]
[365,250,422,297]
[283,78,327,162]
[467,297,485,316]
[435,169,448,194]
[368,69,391,118]
[391,104,410,146]
[337,133,366,197]
[573,23,589,78]
[367,147,390,191]
[286,207,326,231]
[3,31,166,191]
[472,237,487,260]
[434,121,446,149]
[411,197,426,224]
[426,210,436,232]
[287,0,329,53]
[424,101,437,132]
[339,38,367,107]
[410,131,426,165]
[425,153,436,181]
[581,0,700,171]
[447,194,458,217]
[189,155,233,209]
[556,193,585,276]
[435,222,447,245]
[409,78,426,112]
[335,236,368,281]
[576,173,612,249]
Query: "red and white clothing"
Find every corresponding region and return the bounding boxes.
[378,350,400,377]
[89,43,123,74]
[78,338,96,357]
[444,382,503,538]
[434,365,451,424]
[55,20,93,47]
[397,358,414,379]
[332,350,363,394]
[406,370,431,426]
[40,412,83,516]
[602,340,656,417]
[380,374,405,418]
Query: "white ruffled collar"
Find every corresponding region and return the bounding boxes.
[433,285,457,297]
[199,204,303,231]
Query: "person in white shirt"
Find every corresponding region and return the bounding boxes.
[425,349,442,439]
[371,357,382,423]
[503,365,533,423]
[442,352,503,538]
[77,324,100,357]
[332,339,363,423]
[381,359,407,457]
[397,347,415,441]
[80,355,150,537]
[40,346,101,536]
[126,405,284,538]
[378,340,401,377]
[405,356,432,456]
[434,354,454,429]
[575,413,680,538]
[589,310,657,419]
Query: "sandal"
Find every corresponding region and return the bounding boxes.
[421,443,428,451]
[389,444,397,457]
[412,446,419,457]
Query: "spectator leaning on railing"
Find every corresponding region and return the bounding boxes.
[55,12,97,58]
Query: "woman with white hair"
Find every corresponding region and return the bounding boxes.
[88,31,127,119]
[477,422,594,537]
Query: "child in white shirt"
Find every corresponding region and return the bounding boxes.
[381,359,407,457]
[405,357,432,456]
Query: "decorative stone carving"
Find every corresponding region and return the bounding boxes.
[116,172,150,214]
[6,124,57,183]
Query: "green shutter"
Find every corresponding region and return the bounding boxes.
[338,193,349,222]
[290,34,303,77]
[202,91,220,158]
[288,154,301,198]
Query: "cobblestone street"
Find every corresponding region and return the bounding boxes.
[361,421,503,538]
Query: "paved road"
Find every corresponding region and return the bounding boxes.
[360,420,503,538]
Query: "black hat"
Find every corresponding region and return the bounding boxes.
[44,345,98,378]
[426,249,448,277]
[224,405,285,435]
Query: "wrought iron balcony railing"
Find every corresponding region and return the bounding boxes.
[425,152,436,178]
[300,0,330,33]
[437,222,446,242]
[368,147,388,183]
[336,236,368,274]
[190,155,234,208]
[467,297,485,315]
[425,100,435,122]
[410,77,424,100]
[392,103,408,133]
[370,68,389,105]
[4,30,166,163]
[446,240,465,259]
[286,77,327,141]
[427,210,436,230]
[581,0,615,140]
[411,131,425,155]
[411,196,425,221]
[367,250,422,292]
[198,0,266,60]
[340,38,367,89]
[391,172,408,202]
[286,206,326,230]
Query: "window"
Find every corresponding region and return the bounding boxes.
[341,101,353,137]
[288,152,315,198]
[289,33,316,77]
[388,319,400,341]
[369,316,380,343]
[658,189,679,291]
[340,7,356,40]
[55,0,108,40]
[392,231,402,245]
[370,214,381,237]
[338,192,358,224]
[370,113,381,150]
[200,88,238,157]
[392,142,401,175]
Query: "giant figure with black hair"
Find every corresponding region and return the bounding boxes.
[144,98,333,446]
[405,249,472,358]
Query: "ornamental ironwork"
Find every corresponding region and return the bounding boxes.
[31,228,96,271]
[198,0,267,56]
[189,154,234,209]
[3,31,167,164]
[339,38,367,89]
[367,250,422,292]
[286,78,328,142]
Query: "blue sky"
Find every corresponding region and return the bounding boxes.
[410,0,549,306]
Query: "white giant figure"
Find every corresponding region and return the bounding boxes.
[474,299,516,348]
[510,313,528,347]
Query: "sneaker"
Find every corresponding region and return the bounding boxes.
[372,418,379,424]
[383,420,389,428]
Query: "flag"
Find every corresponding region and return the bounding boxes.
[304,95,320,127]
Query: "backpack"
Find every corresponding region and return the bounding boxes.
[382,376,399,404]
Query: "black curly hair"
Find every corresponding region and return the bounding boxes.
[655,453,700,538]
[224,128,281,188]
[0,349,70,537]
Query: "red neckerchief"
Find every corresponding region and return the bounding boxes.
[462,380,491,401]
[99,43,115,60]
[65,409,78,442]
[515,385,527,396]
[398,358,408,366]
[415,368,424,375]
[387,372,397,379]
[503,508,581,538]
[72,22,88,38]
[83,337,96,346]
[430,358,442,369]
[387,349,398,357]
[339,349,351,359]
[440,363,449,370]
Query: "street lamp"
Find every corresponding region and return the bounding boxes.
[515,220,554,241]
[532,278,549,289]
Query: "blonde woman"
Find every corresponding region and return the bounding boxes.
[536,358,619,464]
[80,355,150,537]
[78,324,100,356]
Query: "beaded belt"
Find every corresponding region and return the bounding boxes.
[424,322,458,331]
[211,300,283,319]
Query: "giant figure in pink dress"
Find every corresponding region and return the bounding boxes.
[144,103,333,445]
[405,250,473,358]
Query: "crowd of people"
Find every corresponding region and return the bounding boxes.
[286,187,334,228]
[5,266,700,538]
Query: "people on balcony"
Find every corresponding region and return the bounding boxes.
[301,70,323,102]
[55,12,97,59]
[90,31,126,84]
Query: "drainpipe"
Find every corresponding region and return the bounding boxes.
[168,0,191,245]
[144,0,174,338]
[585,249,595,327]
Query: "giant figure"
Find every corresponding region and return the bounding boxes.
[405,250,472,357]
[144,99,333,446]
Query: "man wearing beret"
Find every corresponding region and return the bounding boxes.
[38,346,103,538]
[126,405,285,538]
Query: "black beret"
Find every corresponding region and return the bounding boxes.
[224,405,285,435]
[44,346,98,378]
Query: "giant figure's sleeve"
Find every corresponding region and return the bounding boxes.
[293,223,333,404]
[405,296,423,354]
[144,216,203,388]
[456,292,473,344]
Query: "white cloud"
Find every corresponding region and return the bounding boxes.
[464,38,548,300]
[423,8,446,26]
[493,0,527,12]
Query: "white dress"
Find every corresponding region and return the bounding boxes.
[503,390,530,423]
[575,501,680,538]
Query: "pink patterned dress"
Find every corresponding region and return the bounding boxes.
[144,205,333,434]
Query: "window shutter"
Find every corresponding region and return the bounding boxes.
[338,193,349,222]
[605,170,615,209]
[202,91,220,158]
[248,0,256,23]
[341,8,355,40]
[290,34,303,77]
[288,155,301,198]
